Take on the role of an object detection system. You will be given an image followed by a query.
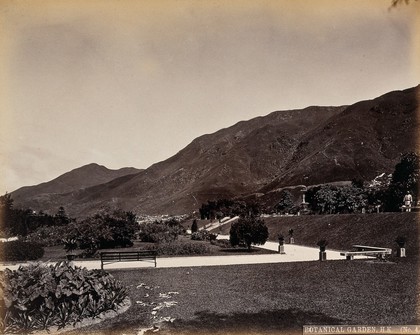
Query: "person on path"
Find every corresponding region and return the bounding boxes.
[403,191,413,212]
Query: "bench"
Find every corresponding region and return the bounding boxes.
[100,250,157,269]
[340,245,392,261]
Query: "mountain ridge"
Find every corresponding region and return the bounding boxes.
[11,85,419,217]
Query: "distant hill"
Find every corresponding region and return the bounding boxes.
[11,164,142,213]
[11,85,420,217]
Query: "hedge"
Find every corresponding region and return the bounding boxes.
[0,240,44,262]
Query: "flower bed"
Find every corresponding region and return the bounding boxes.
[0,261,127,333]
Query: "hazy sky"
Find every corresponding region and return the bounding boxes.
[1,0,419,193]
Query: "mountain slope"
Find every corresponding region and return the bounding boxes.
[54,106,345,217]
[11,85,419,217]
[11,164,142,212]
[262,85,420,190]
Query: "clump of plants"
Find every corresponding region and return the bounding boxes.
[317,239,328,252]
[229,216,269,251]
[63,210,139,257]
[0,240,44,262]
[153,241,211,256]
[0,261,127,333]
[25,225,71,247]
[395,236,407,248]
[191,229,218,242]
[138,219,184,243]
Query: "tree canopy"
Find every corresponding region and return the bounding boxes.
[229,216,269,251]
[382,152,419,211]
[275,190,294,214]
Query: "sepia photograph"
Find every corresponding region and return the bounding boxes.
[0,1,419,334]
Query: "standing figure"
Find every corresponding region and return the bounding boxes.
[403,191,413,212]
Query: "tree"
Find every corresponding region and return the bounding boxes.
[336,185,367,213]
[191,219,198,233]
[64,210,139,256]
[0,193,14,236]
[139,219,183,243]
[275,190,294,214]
[229,216,269,251]
[383,152,419,211]
[313,185,338,214]
[55,206,71,225]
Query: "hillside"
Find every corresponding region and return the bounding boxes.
[11,85,420,217]
[11,164,142,212]
[262,85,420,190]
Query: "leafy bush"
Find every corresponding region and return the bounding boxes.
[199,199,260,220]
[229,216,269,251]
[0,241,44,262]
[275,190,294,214]
[395,236,407,248]
[139,220,183,243]
[0,261,127,333]
[63,210,138,257]
[191,230,218,241]
[25,225,71,247]
[191,219,198,233]
[153,241,210,256]
[317,239,328,252]
[310,184,368,214]
[191,229,209,241]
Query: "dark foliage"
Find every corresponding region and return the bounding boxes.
[229,216,269,250]
[382,152,419,211]
[191,219,198,233]
[275,190,294,214]
[0,240,44,262]
[0,261,127,333]
[152,241,211,256]
[317,239,328,252]
[138,219,183,244]
[308,184,367,214]
[64,210,138,257]
[0,194,73,238]
[199,199,260,220]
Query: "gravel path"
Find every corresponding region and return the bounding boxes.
[0,237,348,271]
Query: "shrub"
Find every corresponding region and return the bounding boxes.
[0,261,127,333]
[153,241,210,256]
[191,219,198,233]
[0,241,44,262]
[191,230,218,241]
[229,216,269,251]
[25,225,72,247]
[139,220,183,243]
[395,236,407,248]
[62,210,138,256]
[317,239,328,252]
[191,229,209,241]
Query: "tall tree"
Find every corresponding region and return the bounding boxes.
[0,193,12,236]
[275,190,294,214]
[229,216,269,251]
[384,152,419,211]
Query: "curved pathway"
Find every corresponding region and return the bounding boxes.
[0,237,347,271]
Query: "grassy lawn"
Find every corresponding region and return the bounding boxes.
[59,213,419,335]
[62,256,419,335]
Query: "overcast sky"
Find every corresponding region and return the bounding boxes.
[0,0,419,193]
